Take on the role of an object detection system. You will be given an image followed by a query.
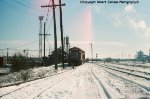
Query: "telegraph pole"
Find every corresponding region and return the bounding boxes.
[66,36,69,54]
[52,0,58,70]
[7,48,8,64]
[43,22,46,58]
[44,22,46,65]
[149,49,150,63]
[90,43,93,62]
[149,49,150,56]
[96,53,97,61]
[59,0,65,69]
[43,22,50,66]
[41,0,65,70]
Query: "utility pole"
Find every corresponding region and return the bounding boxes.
[49,47,51,55]
[52,0,58,70]
[90,43,93,62]
[7,48,8,64]
[96,53,97,61]
[43,22,50,66]
[149,49,150,63]
[59,0,65,69]
[66,36,69,54]
[63,37,66,51]
[149,49,150,56]
[41,0,65,70]
[44,22,46,58]
[44,22,46,66]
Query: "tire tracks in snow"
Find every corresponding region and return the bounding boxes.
[36,69,77,99]
[0,69,75,99]
[91,67,112,99]
[32,68,78,99]
[36,64,91,99]
[69,64,102,99]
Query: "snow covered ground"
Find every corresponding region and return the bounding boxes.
[0,63,150,99]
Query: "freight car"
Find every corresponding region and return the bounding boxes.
[68,47,85,66]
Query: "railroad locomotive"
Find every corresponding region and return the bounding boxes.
[68,47,85,66]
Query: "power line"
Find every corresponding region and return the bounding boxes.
[13,0,42,12]
[13,0,33,9]
[20,0,32,5]
[45,0,52,25]
[10,40,39,49]
[46,36,53,51]
[0,0,29,15]
[20,0,35,8]
[46,16,53,34]
[41,0,66,70]
[1,0,42,16]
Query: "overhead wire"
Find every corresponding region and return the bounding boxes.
[13,0,42,12]
[13,0,34,9]
[43,0,54,55]
[46,37,53,50]
[0,0,30,15]
[1,0,42,16]
[9,40,39,50]
[20,0,32,5]
[46,16,53,34]
[0,0,43,18]
[45,0,52,25]
[0,0,54,57]
[1,0,57,57]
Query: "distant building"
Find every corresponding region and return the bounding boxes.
[49,47,68,65]
[0,57,7,67]
[136,50,144,61]
[136,50,150,62]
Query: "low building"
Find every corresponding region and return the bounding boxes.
[49,47,68,65]
[0,57,7,67]
[136,50,150,62]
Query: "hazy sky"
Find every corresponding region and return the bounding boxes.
[0,0,150,58]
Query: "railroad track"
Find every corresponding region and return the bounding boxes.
[104,69,150,91]
[0,69,75,99]
[108,63,150,74]
[91,68,112,99]
[117,63,150,68]
[106,64,150,75]
[97,63,150,80]
[95,63,150,91]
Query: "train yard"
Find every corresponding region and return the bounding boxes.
[0,62,149,99]
[96,62,150,91]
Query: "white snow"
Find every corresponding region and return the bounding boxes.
[0,63,150,99]
[98,62,150,88]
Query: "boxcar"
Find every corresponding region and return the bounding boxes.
[68,47,85,66]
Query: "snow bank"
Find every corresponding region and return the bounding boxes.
[0,64,73,88]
